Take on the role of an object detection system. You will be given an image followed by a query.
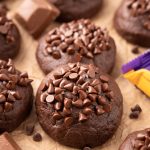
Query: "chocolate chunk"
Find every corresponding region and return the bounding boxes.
[4,102,13,112]
[15,0,60,38]
[25,124,35,136]
[33,133,42,142]
[0,132,21,150]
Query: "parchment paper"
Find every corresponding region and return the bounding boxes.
[2,0,150,149]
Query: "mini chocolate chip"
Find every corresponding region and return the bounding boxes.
[55,94,63,102]
[71,66,79,73]
[106,91,114,99]
[131,104,142,113]
[103,104,111,112]
[40,92,48,102]
[94,84,101,93]
[129,111,140,119]
[64,98,72,109]
[7,93,16,102]
[46,95,54,103]
[20,72,28,78]
[52,111,62,120]
[79,112,87,122]
[100,75,109,82]
[64,83,74,91]
[0,94,6,103]
[83,107,92,115]
[98,96,107,105]
[83,98,91,106]
[72,99,83,108]
[88,94,97,102]
[0,73,9,81]
[52,51,61,59]
[55,87,63,94]
[69,73,78,80]
[62,107,71,116]
[131,47,139,54]
[87,86,97,94]
[53,78,62,86]
[91,79,100,86]
[33,133,42,142]
[136,133,146,141]
[102,83,109,92]
[78,90,87,99]
[54,102,62,110]
[25,124,35,136]
[83,147,91,150]
[47,83,55,94]
[4,102,13,112]
[64,117,73,127]
[96,106,105,115]
[87,66,95,78]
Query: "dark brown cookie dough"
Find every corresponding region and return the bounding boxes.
[114,0,150,47]
[36,19,116,74]
[36,63,123,148]
[119,128,150,150]
[48,0,103,22]
[0,6,21,60]
[0,59,33,133]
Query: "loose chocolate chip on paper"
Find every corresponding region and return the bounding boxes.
[33,133,42,142]
[129,111,140,119]
[25,124,35,136]
[131,47,139,54]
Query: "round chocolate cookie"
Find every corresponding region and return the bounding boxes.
[36,19,116,74]
[0,59,33,132]
[0,6,21,60]
[119,128,150,150]
[36,63,123,148]
[48,0,103,22]
[114,0,150,47]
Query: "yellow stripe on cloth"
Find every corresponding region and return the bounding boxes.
[124,69,150,97]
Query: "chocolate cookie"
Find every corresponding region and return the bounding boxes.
[0,6,21,60]
[48,0,102,22]
[114,0,150,47]
[119,128,150,150]
[36,63,123,148]
[36,19,116,74]
[0,59,33,133]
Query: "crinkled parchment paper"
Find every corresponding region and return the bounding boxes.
[2,0,149,149]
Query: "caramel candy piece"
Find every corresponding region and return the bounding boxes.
[15,0,60,37]
[0,132,21,150]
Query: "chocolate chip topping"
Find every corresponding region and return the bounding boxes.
[40,63,114,127]
[127,0,150,30]
[0,59,33,113]
[0,7,17,43]
[132,129,150,150]
[45,19,111,60]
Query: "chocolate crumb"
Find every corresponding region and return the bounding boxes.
[33,133,42,142]
[131,47,139,54]
[25,124,34,136]
[131,104,142,113]
[129,111,140,119]
[83,147,91,150]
